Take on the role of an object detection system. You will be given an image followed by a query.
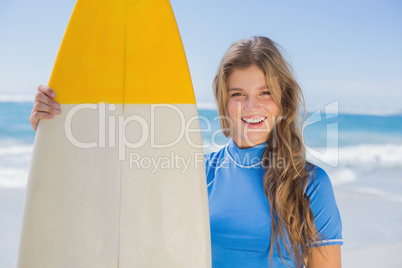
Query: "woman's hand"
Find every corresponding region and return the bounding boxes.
[29,85,61,132]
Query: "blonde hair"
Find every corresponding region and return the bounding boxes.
[213,36,321,267]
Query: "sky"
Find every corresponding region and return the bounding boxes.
[0,0,401,114]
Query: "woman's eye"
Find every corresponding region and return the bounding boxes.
[231,92,243,97]
[261,91,271,96]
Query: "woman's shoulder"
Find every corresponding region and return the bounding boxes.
[203,145,230,172]
[203,146,228,186]
[305,163,343,243]
[305,163,335,197]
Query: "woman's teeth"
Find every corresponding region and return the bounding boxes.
[241,117,266,124]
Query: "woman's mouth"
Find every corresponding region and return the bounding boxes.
[241,116,267,128]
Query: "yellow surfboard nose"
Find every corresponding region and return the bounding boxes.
[49,0,196,104]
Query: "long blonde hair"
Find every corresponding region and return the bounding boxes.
[213,36,321,267]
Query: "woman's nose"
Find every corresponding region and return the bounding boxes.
[244,95,259,111]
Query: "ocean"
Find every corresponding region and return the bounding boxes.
[1,100,402,266]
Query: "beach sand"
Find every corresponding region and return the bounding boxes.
[336,168,402,268]
[0,188,25,268]
[1,172,402,267]
[342,242,402,268]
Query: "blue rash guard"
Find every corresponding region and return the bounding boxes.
[204,139,343,268]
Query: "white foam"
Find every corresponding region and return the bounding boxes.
[0,94,34,103]
[307,143,402,169]
[348,186,402,203]
[196,102,217,110]
[0,145,32,189]
[327,168,357,186]
[0,168,28,188]
[0,145,33,155]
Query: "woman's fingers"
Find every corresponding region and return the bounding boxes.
[36,84,59,109]
[37,84,56,98]
[33,92,60,113]
[30,85,60,132]
[32,101,61,115]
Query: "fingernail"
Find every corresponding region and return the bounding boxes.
[51,92,56,98]
[55,109,61,114]
[49,114,54,118]
[54,102,60,108]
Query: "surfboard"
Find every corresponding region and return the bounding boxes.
[17,0,211,267]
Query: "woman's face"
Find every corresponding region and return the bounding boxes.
[226,65,280,148]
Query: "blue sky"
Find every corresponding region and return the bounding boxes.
[0,0,401,114]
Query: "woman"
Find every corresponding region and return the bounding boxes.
[30,36,342,267]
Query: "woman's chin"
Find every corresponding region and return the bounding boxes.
[235,135,269,148]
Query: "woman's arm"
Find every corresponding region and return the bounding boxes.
[29,85,60,131]
[308,245,341,268]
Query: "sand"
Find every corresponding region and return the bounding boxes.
[342,242,402,268]
[0,188,25,268]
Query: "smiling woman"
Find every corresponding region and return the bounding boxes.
[207,36,343,267]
